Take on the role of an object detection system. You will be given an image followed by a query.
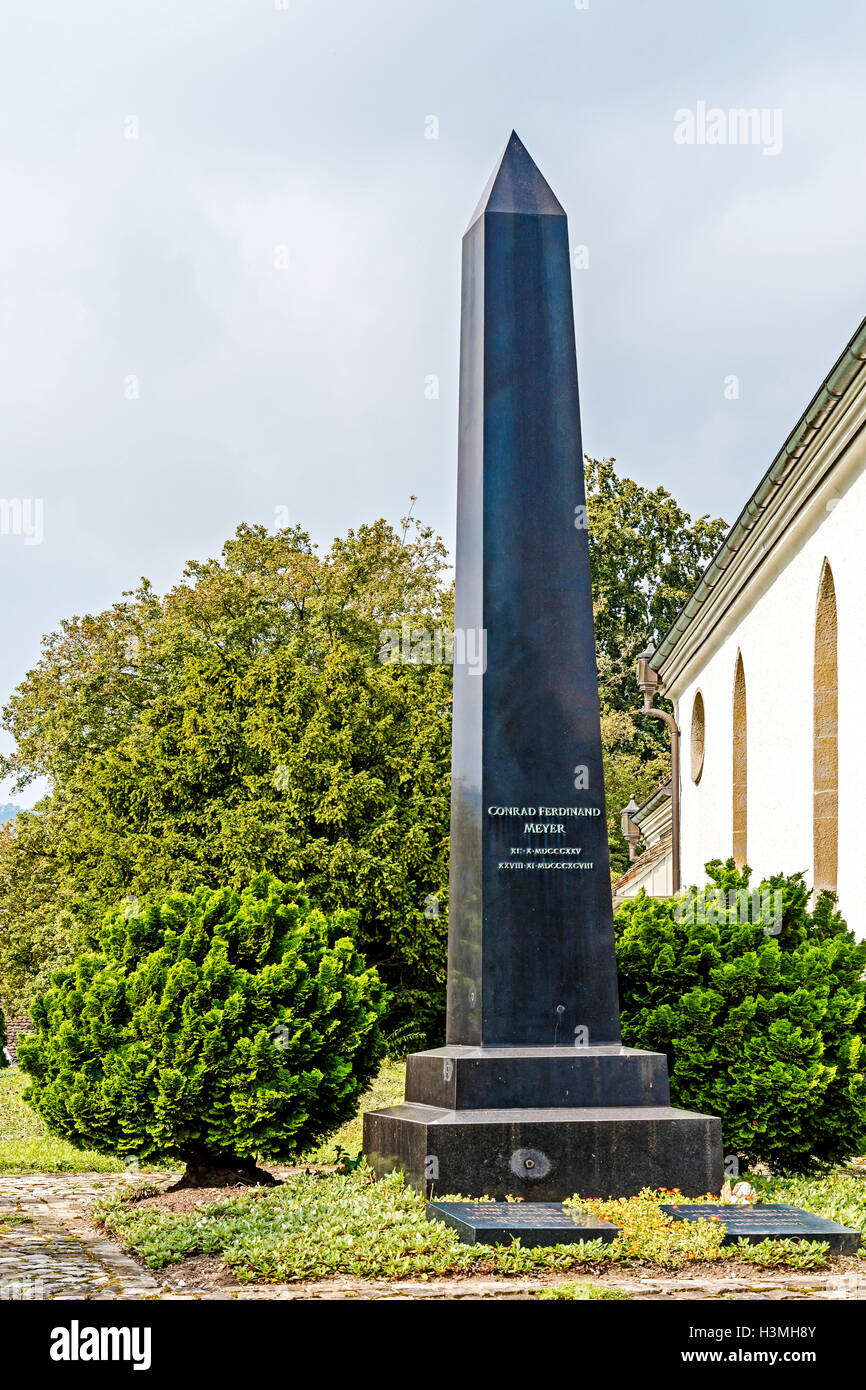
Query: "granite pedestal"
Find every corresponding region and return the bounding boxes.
[365,1043,721,1199]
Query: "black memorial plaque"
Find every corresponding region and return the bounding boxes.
[663,1203,861,1256]
[427,1200,619,1248]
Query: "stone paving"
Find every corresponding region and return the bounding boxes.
[1,1171,864,1301]
[0,1172,162,1301]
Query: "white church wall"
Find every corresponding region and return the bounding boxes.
[668,431,866,937]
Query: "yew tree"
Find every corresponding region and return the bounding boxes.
[19,876,386,1184]
[615,861,866,1171]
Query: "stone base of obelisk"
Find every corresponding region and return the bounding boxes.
[362,1046,722,1200]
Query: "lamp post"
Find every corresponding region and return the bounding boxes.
[620,795,642,861]
[635,646,681,894]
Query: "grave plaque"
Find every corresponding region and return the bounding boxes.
[426,1200,619,1248]
[663,1203,861,1256]
[363,132,722,1200]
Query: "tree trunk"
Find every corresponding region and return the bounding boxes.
[171,1154,280,1190]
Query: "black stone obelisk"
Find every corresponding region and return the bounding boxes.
[446,130,620,1048]
[363,134,721,1200]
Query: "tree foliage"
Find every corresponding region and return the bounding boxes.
[615,860,866,1171]
[586,456,727,716]
[585,458,726,864]
[0,463,727,1024]
[0,518,451,1042]
[19,875,387,1178]
[600,710,669,879]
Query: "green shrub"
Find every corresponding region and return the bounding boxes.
[0,1066,141,1173]
[615,860,866,1172]
[19,874,387,1183]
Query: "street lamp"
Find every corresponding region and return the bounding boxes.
[635,646,681,894]
[621,794,642,860]
[636,646,660,709]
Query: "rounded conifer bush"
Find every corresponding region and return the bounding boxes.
[615,859,866,1172]
[19,874,386,1185]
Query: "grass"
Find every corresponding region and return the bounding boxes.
[303,1059,406,1162]
[0,1068,128,1173]
[537,1282,632,1300]
[0,1059,407,1175]
[93,1170,837,1283]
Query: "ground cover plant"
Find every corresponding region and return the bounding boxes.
[536,1282,632,1300]
[92,1169,837,1283]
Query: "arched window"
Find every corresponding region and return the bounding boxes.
[690,691,706,783]
[732,652,747,868]
[813,560,838,893]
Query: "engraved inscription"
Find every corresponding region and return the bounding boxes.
[488,803,599,872]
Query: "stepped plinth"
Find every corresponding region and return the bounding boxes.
[365,1044,720,1199]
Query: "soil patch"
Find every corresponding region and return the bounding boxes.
[158,1254,241,1289]
[123,1165,335,1214]
[125,1184,274,1215]
[168,1159,279,1192]
[560,1254,860,1283]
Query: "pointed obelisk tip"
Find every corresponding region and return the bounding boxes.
[466,130,566,230]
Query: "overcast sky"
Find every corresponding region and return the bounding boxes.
[2,0,865,804]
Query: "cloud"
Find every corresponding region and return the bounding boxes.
[194,177,409,411]
[0,168,96,412]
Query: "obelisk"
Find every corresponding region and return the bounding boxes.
[446,130,620,1048]
[364,134,721,1200]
